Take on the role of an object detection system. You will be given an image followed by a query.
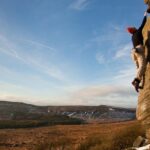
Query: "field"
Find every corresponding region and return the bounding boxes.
[0,120,145,150]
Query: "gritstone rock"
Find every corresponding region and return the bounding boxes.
[144,0,150,5]
[136,17,150,140]
[144,0,149,4]
[133,136,146,147]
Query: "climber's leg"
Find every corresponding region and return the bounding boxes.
[136,45,146,81]
[131,45,146,92]
[131,48,139,69]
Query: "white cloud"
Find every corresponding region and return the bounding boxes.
[114,65,135,81]
[70,85,137,107]
[73,85,134,98]
[0,23,137,107]
[92,24,126,45]
[115,43,132,59]
[0,82,137,107]
[0,95,50,106]
[0,34,65,81]
[87,23,130,65]
[24,39,56,52]
[69,0,89,10]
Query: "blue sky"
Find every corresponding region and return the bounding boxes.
[0,0,147,107]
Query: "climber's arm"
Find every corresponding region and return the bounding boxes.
[135,61,139,69]
[138,12,147,31]
[136,53,146,81]
[131,49,139,69]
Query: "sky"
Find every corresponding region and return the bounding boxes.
[0,0,147,107]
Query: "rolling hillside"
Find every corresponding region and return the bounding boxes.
[0,101,135,122]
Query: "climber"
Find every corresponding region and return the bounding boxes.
[127,11,147,92]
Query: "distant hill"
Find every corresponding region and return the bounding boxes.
[0,101,83,128]
[0,101,48,120]
[47,105,135,122]
[0,101,135,123]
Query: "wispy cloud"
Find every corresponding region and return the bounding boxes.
[86,23,129,65]
[92,24,126,45]
[114,65,135,80]
[70,84,136,107]
[0,34,25,62]
[24,39,56,52]
[0,34,65,81]
[73,85,134,98]
[69,0,89,10]
[115,43,132,59]
[0,95,49,106]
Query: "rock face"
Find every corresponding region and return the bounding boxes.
[136,17,150,139]
[144,0,149,4]
[144,0,150,5]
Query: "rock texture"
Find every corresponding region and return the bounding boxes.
[144,0,150,5]
[144,0,149,4]
[136,17,150,139]
[125,136,150,150]
[133,136,146,147]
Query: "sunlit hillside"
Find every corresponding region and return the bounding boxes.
[0,121,144,150]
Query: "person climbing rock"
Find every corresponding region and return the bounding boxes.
[127,11,147,92]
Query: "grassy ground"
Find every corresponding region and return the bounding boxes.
[0,120,145,150]
[0,115,83,129]
[77,121,145,150]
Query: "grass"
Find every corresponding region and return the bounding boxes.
[77,122,145,150]
[0,115,84,129]
[0,120,145,150]
[35,137,72,150]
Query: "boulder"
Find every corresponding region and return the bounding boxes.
[136,17,150,139]
[135,144,150,150]
[146,129,150,140]
[133,136,146,147]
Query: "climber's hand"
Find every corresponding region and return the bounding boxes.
[144,9,148,16]
[147,7,150,13]
[132,78,140,93]
[135,48,139,53]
